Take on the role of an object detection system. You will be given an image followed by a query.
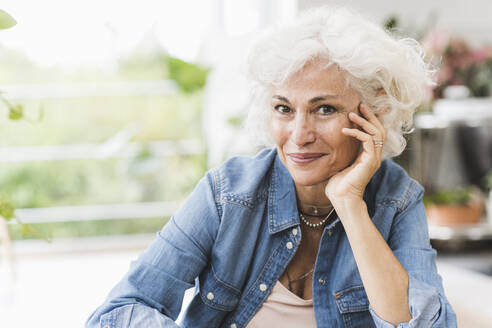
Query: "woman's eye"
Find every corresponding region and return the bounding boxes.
[274,105,291,114]
[317,105,337,115]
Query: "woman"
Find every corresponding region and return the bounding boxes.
[87,6,456,328]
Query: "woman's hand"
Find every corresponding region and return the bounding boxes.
[325,103,386,206]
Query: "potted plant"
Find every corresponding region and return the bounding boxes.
[0,9,19,278]
[0,9,21,226]
[421,30,492,99]
[424,187,485,226]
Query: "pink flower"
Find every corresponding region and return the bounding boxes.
[472,45,491,63]
[421,30,492,99]
[421,29,452,56]
[445,39,473,70]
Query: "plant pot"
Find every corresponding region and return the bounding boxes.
[487,191,492,225]
[426,203,484,226]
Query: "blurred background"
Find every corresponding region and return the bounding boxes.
[0,0,491,327]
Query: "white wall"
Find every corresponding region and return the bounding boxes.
[299,0,492,45]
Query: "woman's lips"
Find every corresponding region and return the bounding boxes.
[287,153,325,164]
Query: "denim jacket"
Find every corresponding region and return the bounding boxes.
[86,148,457,328]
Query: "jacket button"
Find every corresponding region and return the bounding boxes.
[259,283,267,291]
[206,292,214,300]
[292,228,298,236]
[230,324,237,328]
[286,241,293,249]
[318,278,326,285]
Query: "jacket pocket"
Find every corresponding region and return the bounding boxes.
[199,266,240,312]
[334,285,375,328]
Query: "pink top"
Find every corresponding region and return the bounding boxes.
[246,280,317,328]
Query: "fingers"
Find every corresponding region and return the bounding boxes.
[348,104,386,140]
[357,103,386,140]
[342,127,381,163]
[342,127,374,144]
[344,103,387,162]
[348,111,379,136]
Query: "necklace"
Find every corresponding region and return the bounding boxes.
[303,203,333,215]
[299,207,335,228]
[286,268,314,291]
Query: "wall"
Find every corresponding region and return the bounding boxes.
[299,0,492,45]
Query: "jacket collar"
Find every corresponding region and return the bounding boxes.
[267,150,300,234]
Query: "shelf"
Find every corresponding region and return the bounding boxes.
[429,222,492,241]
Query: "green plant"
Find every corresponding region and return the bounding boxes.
[167,56,209,93]
[422,30,492,98]
[226,115,244,128]
[423,187,472,207]
[0,10,25,121]
[486,170,492,190]
[0,9,16,29]
[0,193,47,240]
[7,217,169,240]
[0,9,37,239]
[383,16,398,33]
[0,11,209,240]
[0,194,15,220]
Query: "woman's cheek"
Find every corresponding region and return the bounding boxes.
[335,123,361,167]
[269,118,284,143]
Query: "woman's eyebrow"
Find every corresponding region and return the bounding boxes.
[272,95,291,104]
[272,94,340,104]
[308,94,340,103]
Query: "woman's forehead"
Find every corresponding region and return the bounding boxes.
[270,62,355,100]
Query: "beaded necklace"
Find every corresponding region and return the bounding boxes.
[298,207,335,228]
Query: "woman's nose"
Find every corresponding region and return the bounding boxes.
[291,114,315,146]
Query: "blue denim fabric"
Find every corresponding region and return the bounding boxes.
[86,148,457,328]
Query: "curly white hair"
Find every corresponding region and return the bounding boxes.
[244,5,434,158]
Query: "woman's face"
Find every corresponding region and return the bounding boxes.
[269,60,361,187]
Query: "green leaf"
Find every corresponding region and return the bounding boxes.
[167,56,209,93]
[9,104,23,120]
[0,9,17,30]
[486,170,492,190]
[383,15,398,32]
[227,115,244,127]
[0,197,15,220]
[20,222,46,240]
[423,188,471,206]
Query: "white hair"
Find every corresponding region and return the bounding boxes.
[244,5,434,158]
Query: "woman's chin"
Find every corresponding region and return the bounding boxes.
[290,172,330,187]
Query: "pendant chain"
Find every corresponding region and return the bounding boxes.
[286,268,314,291]
[299,207,335,228]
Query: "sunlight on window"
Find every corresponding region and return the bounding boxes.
[0,0,214,67]
[223,0,260,36]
